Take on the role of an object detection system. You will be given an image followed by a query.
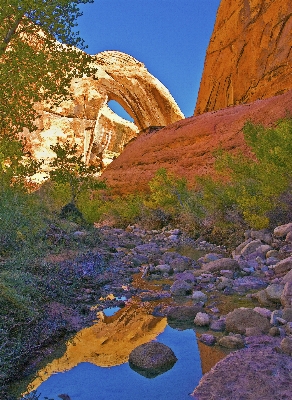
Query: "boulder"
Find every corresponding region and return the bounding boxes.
[274,223,292,238]
[194,312,210,327]
[210,319,226,332]
[250,230,272,244]
[129,342,177,377]
[265,284,284,303]
[280,337,292,356]
[274,257,292,275]
[282,307,292,322]
[199,334,216,346]
[281,282,292,307]
[225,308,271,334]
[192,291,208,303]
[218,334,245,349]
[240,240,262,257]
[170,280,193,296]
[167,305,203,329]
[282,269,292,284]
[202,258,239,273]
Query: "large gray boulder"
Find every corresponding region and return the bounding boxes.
[225,308,271,334]
[129,342,177,377]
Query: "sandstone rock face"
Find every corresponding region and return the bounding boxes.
[102,89,292,195]
[25,51,184,169]
[195,0,292,115]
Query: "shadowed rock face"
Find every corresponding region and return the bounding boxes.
[195,0,292,115]
[102,89,292,195]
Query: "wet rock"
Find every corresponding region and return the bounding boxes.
[219,334,245,349]
[274,223,292,238]
[265,284,284,303]
[129,342,177,377]
[194,312,210,327]
[202,258,239,273]
[225,308,271,334]
[170,280,193,296]
[280,337,292,356]
[167,305,203,329]
[192,291,208,303]
[281,282,292,307]
[199,334,216,346]
[274,256,292,275]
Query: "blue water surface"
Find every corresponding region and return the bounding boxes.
[33,325,202,400]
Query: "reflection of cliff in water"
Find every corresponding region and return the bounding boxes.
[26,298,167,393]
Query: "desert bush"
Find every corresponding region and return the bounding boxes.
[197,118,292,230]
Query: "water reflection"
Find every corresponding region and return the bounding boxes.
[25,298,167,394]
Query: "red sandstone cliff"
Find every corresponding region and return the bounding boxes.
[102,89,292,195]
[195,0,292,115]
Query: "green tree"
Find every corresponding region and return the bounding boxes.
[0,0,94,136]
[49,140,106,207]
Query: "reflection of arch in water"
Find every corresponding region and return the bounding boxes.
[24,299,167,395]
[84,51,184,165]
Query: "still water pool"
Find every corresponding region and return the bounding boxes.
[27,325,201,400]
[17,296,212,400]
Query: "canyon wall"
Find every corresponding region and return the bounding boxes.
[102,89,292,195]
[195,0,292,115]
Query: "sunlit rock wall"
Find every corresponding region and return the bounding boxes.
[195,0,292,115]
[25,51,184,169]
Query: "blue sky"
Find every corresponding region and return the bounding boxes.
[77,0,221,119]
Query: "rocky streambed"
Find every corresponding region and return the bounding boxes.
[6,222,292,399]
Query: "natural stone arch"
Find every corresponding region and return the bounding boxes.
[25,50,184,169]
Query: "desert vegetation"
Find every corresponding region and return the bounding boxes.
[0,117,292,396]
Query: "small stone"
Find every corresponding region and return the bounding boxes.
[210,319,226,332]
[280,337,292,356]
[274,223,292,238]
[270,310,283,325]
[194,312,210,326]
[282,307,292,322]
[269,326,281,336]
[281,282,292,307]
[265,284,284,303]
[199,334,216,346]
[285,322,292,334]
[219,334,245,349]
[170,280,193,296]
[192,290,208,303]
[274,257,292,275]
[253,307,272,319]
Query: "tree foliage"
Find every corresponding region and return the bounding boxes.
[49,140,106,205]
[199,118,292,229]
[0,0,94,136]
